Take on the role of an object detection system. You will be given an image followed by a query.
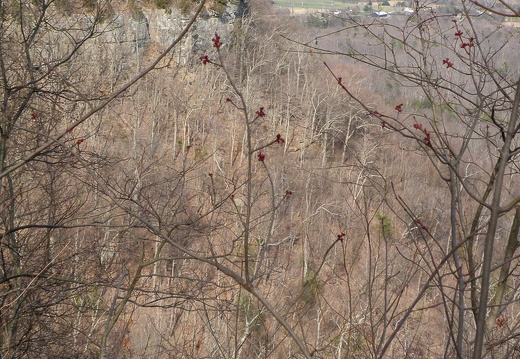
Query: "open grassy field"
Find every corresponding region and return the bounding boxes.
[273,0,364,11]
[274,0,354,10]
[274,0,391,11]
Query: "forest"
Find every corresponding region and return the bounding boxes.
[0,0,519,358]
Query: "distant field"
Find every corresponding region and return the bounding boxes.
[273,0,362,10]
[273,0,520,10]
[274,0,352,10]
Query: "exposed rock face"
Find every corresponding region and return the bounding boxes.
[142,8,231,58]
[106,1,248,63]
[109,10,151,54]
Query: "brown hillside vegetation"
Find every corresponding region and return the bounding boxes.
[0,0,519,358]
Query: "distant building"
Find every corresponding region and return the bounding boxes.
[372,11,388,17]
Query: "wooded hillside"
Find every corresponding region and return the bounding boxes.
[0,1,519,358]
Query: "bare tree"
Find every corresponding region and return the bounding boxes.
[296,2,520,357]
[0,0,207,357]
[5,0,518,358]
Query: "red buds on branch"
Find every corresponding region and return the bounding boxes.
[256,107,266,117]
[212,32,222,48]
[442,58,454,68]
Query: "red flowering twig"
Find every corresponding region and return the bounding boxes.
[212,32,222,48]
[443,58,454,68]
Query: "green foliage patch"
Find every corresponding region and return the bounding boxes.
[155,0,171,9]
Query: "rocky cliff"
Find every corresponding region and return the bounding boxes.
[105,1,248,64]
